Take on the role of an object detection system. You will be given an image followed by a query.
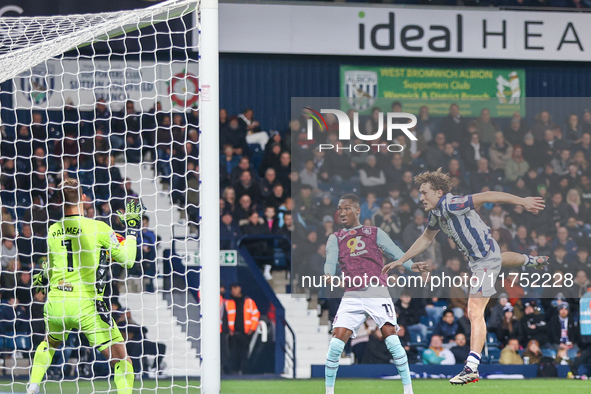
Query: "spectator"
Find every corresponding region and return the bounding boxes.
[495,303,523,346]
[259,168,278,201]
[439,104,466,147]
[234,194,253,223]
[450,333,470,364]
[299,159,318,192]
[574,132,591,158]
[549,302,579,350]
[402,210,428,260]
[0,296,30,354]
[500,338,524,365]
[1,238,17,270]
[433,310,460,345]
[258,142,282,178]
[362,325,393,364]
[384,153,405,185]
[226,284,260,374]
[425,132,447,170]
[394,291,425,328]
[222,116,249,157]
[462,132,487,172]
[422,335,456,365]
[372,201,402,244]
[573,270,591,299]
[551,149,571,176]
[505,145,530,182]
[220,212,242,249]
[220,145,241,188]
[523,339,543,365]
[552,226,578,257]
[234,170,262,207]
[238,108,268,150]
[520,301,549,347]
[489,132,513,172]
[470,158,494,193]
[240,210,273,280]
[564,114,582,142]
[532,110,559,142]
[359,155,386,197]
[477,108,500,145]
[504,113,528,147]
[488,293,509,330]
[360,192,379,224]
[510,225,532,254]
[416,105,436,142]
[317,193,336,219]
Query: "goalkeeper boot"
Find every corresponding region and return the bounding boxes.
[524,255,549,270]
[449,365,479,385]
[26,383,39,394]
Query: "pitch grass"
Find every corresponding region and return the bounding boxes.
[2,378,588,393]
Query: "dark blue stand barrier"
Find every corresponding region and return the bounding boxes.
[311,364,572,378]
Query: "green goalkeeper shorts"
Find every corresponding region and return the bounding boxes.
[44,297,123,352]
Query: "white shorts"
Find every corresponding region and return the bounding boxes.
[332,287,397,339]
[468,239,503,298]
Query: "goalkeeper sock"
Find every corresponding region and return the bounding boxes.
[385,334,412,392]
[113,360,134,394]
[325,338,345,391]
[29,341,55,384]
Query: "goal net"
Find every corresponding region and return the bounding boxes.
[0,0,217,392]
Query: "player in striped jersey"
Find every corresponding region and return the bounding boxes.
[382,168,547,385]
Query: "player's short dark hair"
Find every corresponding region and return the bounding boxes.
[339,193,360,206]
[60,178,81,206]
[414,168,452,194]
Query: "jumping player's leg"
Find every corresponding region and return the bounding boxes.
[501,251,548,269]
[381,324,413,394]
[466,296,489,368]
[326,327,352,394]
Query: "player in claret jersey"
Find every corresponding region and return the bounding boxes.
[27,179,141,394]
[323,194,427,394]
[382,168,547,385]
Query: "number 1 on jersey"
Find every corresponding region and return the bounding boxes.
[62,239,74,272]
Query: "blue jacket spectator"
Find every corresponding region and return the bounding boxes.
[433,310,459,344]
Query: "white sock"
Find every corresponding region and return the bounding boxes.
[403,383,414,394]
[522,254,529,265]
[326,385,335,394]
[466,351,481,371]
[26,383,39,394]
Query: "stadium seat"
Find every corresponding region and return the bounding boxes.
[542,348,557,359]
[487,347,501,364]
[408,327,427,347]
[487,332,500,347]
[426,306,445,322]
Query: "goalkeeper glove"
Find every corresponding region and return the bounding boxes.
[33,270,48,295]
[117,198,143,236]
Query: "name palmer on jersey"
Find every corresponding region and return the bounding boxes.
[51,226,81,237]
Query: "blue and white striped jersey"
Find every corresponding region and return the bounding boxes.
[427,193,493,262]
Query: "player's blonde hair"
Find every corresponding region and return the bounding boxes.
[414,168,452,194]
[59,178,82,205]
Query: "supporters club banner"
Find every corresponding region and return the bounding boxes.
[219,3,591,61]
[12,59,198,111]
[340,66,526,117]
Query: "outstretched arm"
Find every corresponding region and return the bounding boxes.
[381,228,438,275]
[472,191,545,212]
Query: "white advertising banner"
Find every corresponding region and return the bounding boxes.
[218,3,591,61]
[13,60,198,111]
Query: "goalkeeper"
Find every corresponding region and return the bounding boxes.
[27,179,142,394]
